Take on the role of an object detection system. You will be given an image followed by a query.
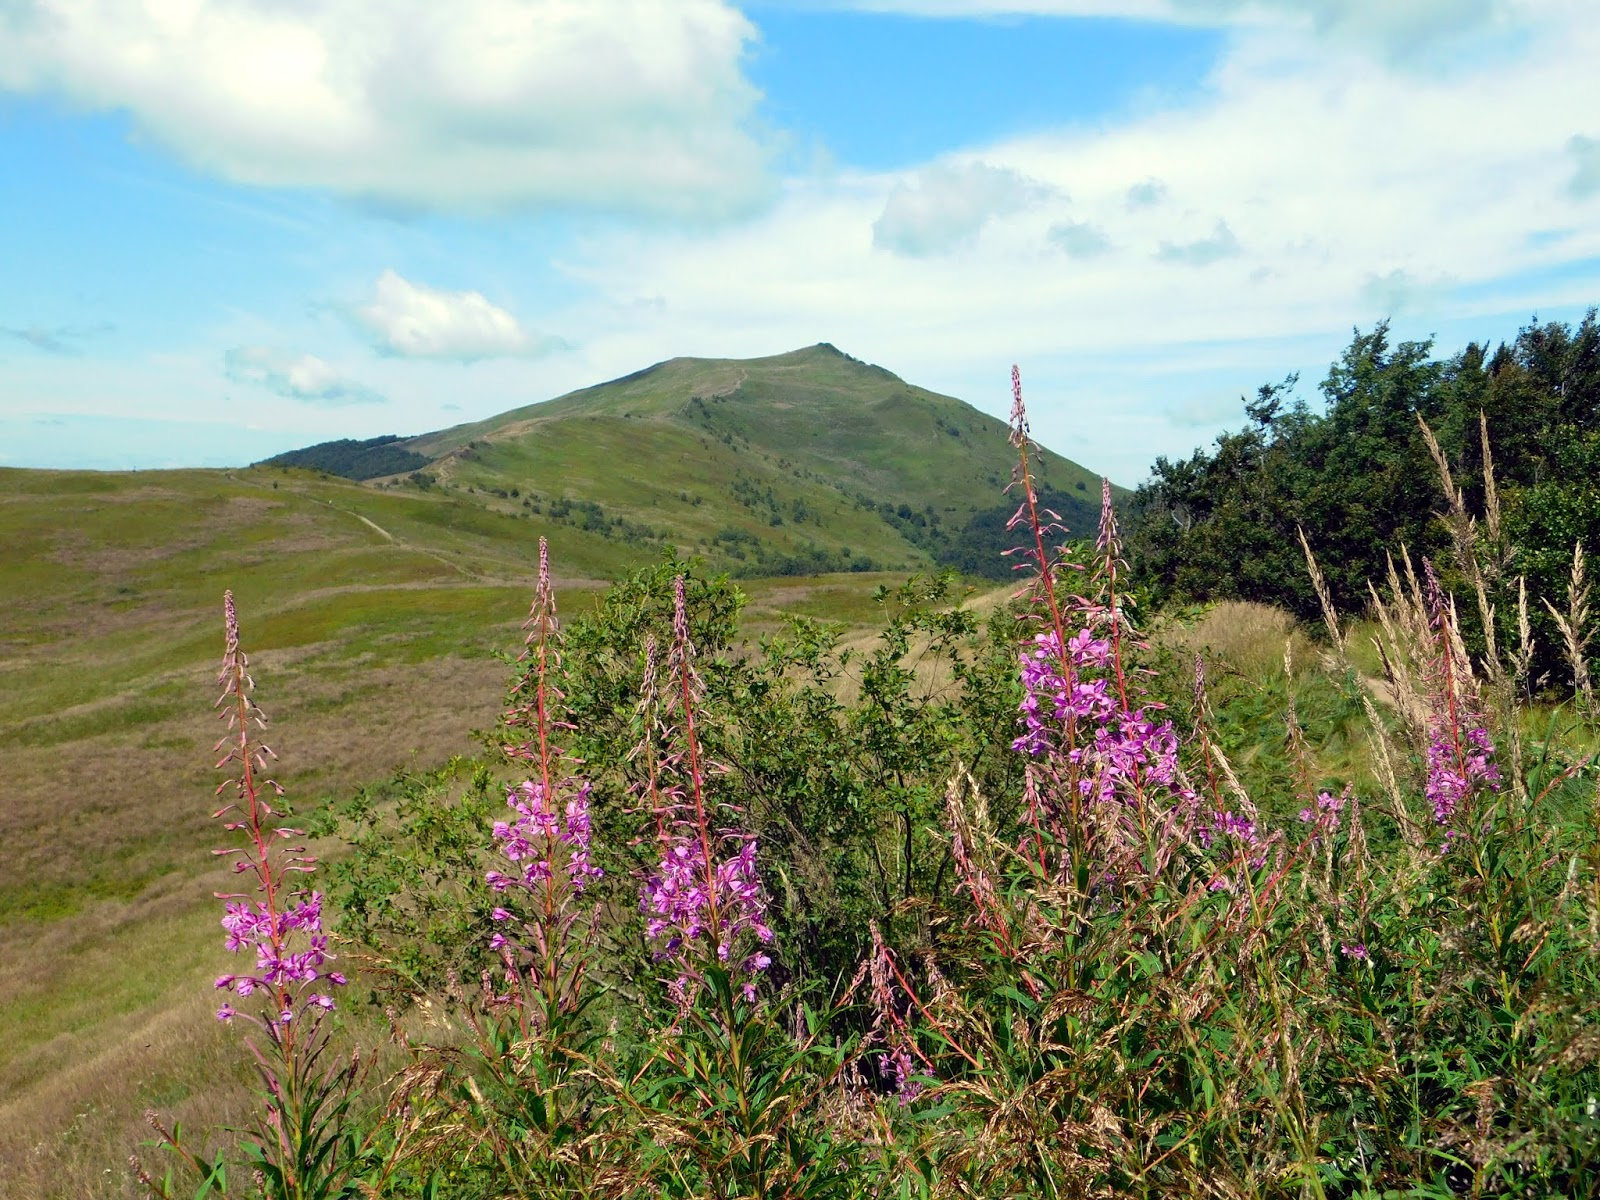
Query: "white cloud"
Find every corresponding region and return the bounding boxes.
[224,346,384,406]
[1048,220,1112,258]
[358,270,562,361]
[1157,220,1241,266]
[873,162,1055,256]
[0,0,768,219]
[550,1,1600,484]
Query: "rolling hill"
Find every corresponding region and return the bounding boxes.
[264,342,1118,578]
[1,342,1116,1196]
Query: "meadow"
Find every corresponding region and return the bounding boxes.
[5,341,1599,1199]
[0,458,915,1196]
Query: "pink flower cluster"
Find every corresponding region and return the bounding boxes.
[214,891,345,1023]
[1013,629,1110,757]
[1197,810,1258,849]
[210,592,345,1026]
[641,835,773,989]
[486,778,603,953]
[1298,788,1346,835]
[635,576,775,1002]
[1015,628,1185,807]
[1425,723,1499,826]
[487,779,602,896]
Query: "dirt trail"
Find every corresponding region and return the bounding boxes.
[348,510,393,540]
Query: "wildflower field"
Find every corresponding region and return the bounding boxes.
[116,368,1600,1200]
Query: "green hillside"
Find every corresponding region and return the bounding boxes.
[349,343,1115,577]
[0,345,1118,1190]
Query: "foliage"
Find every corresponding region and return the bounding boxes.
[1130,310,1600,689]
[258,436,430,481]
[141,366,1600,1199]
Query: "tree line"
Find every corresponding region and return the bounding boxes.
[1130,310,1600,686]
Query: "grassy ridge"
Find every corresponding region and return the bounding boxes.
[396,344,1113,573]
[0,456,929,1197]
[0,344,1117,1196]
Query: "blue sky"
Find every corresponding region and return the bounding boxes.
[2,0,1598,484]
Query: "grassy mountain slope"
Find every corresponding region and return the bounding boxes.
[392,344,1116,574]
[1,344,1116,1195]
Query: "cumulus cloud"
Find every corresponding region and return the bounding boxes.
[0,0,768,219]
[1048,220,1111,258]
[873,162,1055,256]
[1569,135,1600,198]
[224,347,384,406]
[358,271,562,361]
[1126,179,1169,209]
[1156,220,1241,266]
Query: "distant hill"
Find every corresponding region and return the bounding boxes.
[266,343,1119,579]
[258,434,429,480]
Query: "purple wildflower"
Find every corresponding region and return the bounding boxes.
[884,1046,923,1104]
[483,541,608,1024]
[1015,627,1189,812]
[638,577,773,995]
[211,593,344,1029]
[1298,788,1347,835]
[1425,723,1500,825]
[490,779,603,894]
[1420,560,1501,826]
[640,834,773,965]
[1340,943,1369,961]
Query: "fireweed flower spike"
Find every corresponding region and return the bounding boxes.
[1009,370,1215,884]
[211,591,344,1031]
[486,538,602,1016]
[639,576,773,1000]
[1420,559,1501,827]
[137,593,400,1200]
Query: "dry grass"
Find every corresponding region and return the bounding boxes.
[0,643,506,1197]
[829,582,1014,708]
[0,984,258,1200]
[1157,600,1311,681]
[0,653,507,923]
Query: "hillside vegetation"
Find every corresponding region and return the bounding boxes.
[11,328,1600,1199]
[1,345,1115,1196]
[93,410,1600,1200]
[269,343,1113,579]
[1131,311,1600,687]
